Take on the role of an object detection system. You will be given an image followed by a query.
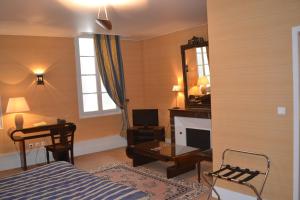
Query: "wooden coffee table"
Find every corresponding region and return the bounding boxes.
[131,140,202,178]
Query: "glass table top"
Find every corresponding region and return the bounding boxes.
[134,140,200,158]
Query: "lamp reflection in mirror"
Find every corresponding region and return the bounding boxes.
[6,97,30,130]
[197,76,209,95]
[172,85,181,109]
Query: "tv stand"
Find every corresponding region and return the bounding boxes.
[141,126,151,130]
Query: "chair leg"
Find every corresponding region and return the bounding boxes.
[197,161,201,182]
[46,150,50,164]
[70,149,74,165]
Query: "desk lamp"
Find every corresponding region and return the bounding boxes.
[6,97,30,130]
[172,85,181,109]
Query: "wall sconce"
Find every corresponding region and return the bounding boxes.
[36,74,44,85]
[33,68,45,85]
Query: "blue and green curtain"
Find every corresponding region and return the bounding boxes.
[94,34,129,137]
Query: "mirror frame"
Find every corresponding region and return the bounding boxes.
[180,36,209,108]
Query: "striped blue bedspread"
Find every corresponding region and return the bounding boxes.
[0,161,148,200]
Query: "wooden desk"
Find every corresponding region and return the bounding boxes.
[10,123,70,170]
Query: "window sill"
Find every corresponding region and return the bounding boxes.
[79,110,122,119]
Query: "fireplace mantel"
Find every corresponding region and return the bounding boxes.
[169,108,211,144]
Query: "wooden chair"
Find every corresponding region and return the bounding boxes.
[45,123,76,164]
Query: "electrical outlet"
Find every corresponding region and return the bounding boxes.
[28,143,34,149]
[277,106,286,115]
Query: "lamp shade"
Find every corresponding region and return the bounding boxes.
[6,97,30,113]
[197,76,209,86]
[172,85,181,92]
[96,19,112,30]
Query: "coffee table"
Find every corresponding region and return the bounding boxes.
[131,140,203,178]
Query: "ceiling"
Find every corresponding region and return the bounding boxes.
[0,0,207,40]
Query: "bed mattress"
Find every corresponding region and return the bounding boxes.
[0,161,148,200]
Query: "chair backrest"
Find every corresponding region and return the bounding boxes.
[50,123,76,151]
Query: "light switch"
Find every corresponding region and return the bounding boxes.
[277,106,286,115]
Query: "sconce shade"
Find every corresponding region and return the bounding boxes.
[96,19,112,30]
[172,85,181,92]
[6,97,30,113]
[197,76,209,86]
[37,74,44,85]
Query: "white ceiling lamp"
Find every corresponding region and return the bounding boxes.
[58,0,147,9]
[96,6,112,30]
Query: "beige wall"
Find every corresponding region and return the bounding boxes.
[207,0,300,199]
[121,40,145,124]
[142,25,208,137]
[0,35,144,154]
[0,26,206,154]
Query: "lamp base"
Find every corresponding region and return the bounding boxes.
[15,114,24,130]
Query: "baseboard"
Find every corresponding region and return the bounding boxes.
[73,135,127,156]
[212,186,257,200]
[0,135,127,171]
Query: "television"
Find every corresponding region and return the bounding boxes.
[132,109,159,127]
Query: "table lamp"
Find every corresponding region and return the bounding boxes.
[6,97,30,130]
[172,85,181,109]
[197,76,209,95]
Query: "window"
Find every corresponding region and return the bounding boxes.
[196,47,210,84]
[75,36,119,118]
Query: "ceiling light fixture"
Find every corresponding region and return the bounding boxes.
[96,6,112,30]
[58,0,147,9]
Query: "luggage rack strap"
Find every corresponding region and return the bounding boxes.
[208,164,261,184]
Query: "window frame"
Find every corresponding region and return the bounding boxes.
[196,47,210,84]
[74,35,121,119]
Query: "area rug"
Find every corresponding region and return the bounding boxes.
[91,163,208,200]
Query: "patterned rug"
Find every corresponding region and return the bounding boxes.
[91,163,208,200]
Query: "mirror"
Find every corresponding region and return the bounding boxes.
[181,37,211,108]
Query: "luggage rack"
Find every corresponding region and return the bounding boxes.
[203,149,270,200]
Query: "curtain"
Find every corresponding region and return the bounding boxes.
[94,34,129,137]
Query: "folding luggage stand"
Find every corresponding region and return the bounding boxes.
[203,149,270,200]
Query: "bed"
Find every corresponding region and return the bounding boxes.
[0,161,148,200]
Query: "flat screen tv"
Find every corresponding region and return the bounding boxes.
[132,109,159,127]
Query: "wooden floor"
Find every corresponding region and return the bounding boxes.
[0,147,216,199]
[0,148,129,178]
